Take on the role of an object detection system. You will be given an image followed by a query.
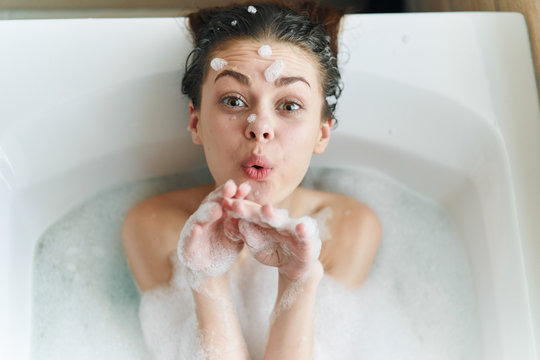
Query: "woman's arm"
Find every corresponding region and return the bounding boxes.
[178,180,253,359]
[124,180,253,359]
[229,202,324,359]
[192,274,250,360]
[263,263,323,360]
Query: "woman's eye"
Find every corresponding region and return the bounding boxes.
[222,96,246,108]
[280,102,301,112]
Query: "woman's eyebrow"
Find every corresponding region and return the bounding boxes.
[214,70,250,85]
[275,76,311,88]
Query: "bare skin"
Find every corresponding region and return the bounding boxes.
[123,183,381,292]
[122,39,382,359]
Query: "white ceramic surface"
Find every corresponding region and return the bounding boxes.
[0,13,539,360]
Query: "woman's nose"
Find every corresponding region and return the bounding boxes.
[244,114,274,142]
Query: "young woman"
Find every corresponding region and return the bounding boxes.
[122,2,381,359]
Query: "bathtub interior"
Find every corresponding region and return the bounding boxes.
[1,13,539,360]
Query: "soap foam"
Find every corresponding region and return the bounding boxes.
[177,200,241,285]
[312,207,333,242]
[247,5,257,13]
[247,114,256,123]
[325,95,337,106]
[31,167,481,360]
[269,279,304,325]
[258,44,272,57]
[264,59,284,82]
[210,57,227,71]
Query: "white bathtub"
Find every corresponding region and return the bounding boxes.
[1,13,539,360]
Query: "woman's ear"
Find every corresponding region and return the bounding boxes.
[313,118,333,154]
[188,101,203,145]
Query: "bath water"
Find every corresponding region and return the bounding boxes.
[31,166,481,359]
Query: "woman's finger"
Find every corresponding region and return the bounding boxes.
[222,179,237,198]
[236,182,251,199]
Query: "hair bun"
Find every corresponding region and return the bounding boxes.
[287,1,345,56]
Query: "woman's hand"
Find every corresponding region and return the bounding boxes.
[228,201,322,281]
[177,180,251,279]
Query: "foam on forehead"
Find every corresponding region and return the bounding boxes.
[258,44,272,57]
[264,59,285,83]
[210,57,227,71]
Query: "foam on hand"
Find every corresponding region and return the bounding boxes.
[177,201,239,287]
[264,59,284,82]
[210,58,227,71]
[296,216,321,257]
[258,44,272,57]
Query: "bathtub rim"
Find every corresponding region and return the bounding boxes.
[0,12,539,360]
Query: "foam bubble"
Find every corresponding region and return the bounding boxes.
[258,44,272,57]
[247,114,256,123]
[247,5,257,13]
[210,58,227,71]
[312,207,333,242]
[326,95,337,106]
[264,59,284,82]
[261,207,289,229]
[140,266,207,359]
[231,20,237,26]
[269,279,304,324]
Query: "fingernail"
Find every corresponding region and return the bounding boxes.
[238,182,251,193]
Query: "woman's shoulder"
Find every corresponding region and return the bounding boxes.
[299,187,382,287]
[122,183,214,291]
[298,186,379,223]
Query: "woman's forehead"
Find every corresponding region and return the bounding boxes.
[208,39,321,84]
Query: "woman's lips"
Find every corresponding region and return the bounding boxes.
[242,155,273,180]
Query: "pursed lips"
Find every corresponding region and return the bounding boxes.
[242,154,273,180]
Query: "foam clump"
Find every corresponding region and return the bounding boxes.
[177,201,239,285]
[139,258,207,359]
[264,59,284,82]
[312,207,333,242]
[258,44,272,57]
[247,5,257,14]
[326,95,337,106]
[247,114,256,123]
[210,57,227,71]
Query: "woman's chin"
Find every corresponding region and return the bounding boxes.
[245,190,269,205]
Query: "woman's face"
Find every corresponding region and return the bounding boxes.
[189,39,332,205]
